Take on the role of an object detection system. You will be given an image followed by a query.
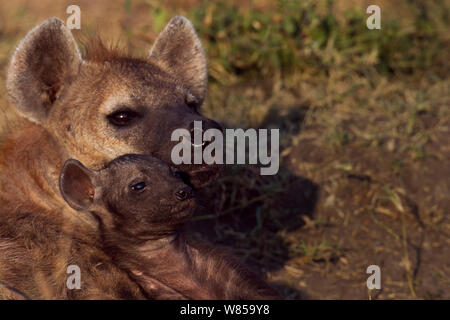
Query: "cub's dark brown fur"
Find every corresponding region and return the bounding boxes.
[59,155,280,300]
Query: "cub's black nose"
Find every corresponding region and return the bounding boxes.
[175,186,194,201]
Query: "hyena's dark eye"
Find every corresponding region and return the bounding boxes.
[131,182,146,192]
[107,109,138,126]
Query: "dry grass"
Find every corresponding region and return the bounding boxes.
[0,0,449,299]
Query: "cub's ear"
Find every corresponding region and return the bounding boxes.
[59,159,97,211]
[149,16,207,105]
[6,17,81,124]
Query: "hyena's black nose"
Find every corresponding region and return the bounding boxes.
[203,119,222,132]
[175,186,195,201]
[189,120,222,148]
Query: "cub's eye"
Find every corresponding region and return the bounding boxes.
[107,109,138,126]
[131,182,146,192]
[170,167,182,178]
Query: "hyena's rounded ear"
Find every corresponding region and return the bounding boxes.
[6,17,82,124]
[149,16,207,105]
[59,159,97,211]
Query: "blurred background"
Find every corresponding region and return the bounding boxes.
[0,0,448,299]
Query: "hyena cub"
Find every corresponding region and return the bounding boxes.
[59,154,280,300]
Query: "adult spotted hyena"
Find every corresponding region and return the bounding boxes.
[0,16,221,299]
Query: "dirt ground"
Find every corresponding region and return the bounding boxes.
[189,97,450,300]
[0,0,448,299]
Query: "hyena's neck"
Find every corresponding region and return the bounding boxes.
[0,122,97,227]
[0,123,62,205]
[116,235,279,300]
[117,234,279,300]
[118,234,213,299]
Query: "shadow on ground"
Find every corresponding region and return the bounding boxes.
[186,104,318,299]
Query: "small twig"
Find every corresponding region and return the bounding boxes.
[400,209,417,298]
[192,189,283,222]
[370,188,417,298]
[369,206,401,242]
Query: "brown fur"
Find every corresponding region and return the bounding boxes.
[83,37,134,63]
[0,126,144,299]
[124,236,281,300]
[0,16,221,299]
[59,155,280,300]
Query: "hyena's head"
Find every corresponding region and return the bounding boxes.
[59,155,196,241]
[6,17,222,188]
